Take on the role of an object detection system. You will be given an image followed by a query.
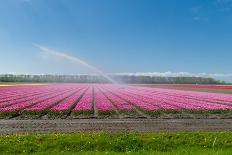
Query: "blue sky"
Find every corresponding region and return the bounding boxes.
[0,0,232,80]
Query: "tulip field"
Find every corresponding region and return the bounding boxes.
[0,84,232,119]
[136,84,232,94]
[138,84,232,90]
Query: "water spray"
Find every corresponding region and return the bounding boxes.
[34,44,118,84]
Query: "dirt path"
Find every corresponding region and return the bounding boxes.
[1,119,232,134]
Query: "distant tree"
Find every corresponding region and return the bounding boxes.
[0,74,226,84]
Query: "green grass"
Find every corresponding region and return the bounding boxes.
[71,110,93,116]
[145,109,232,117]
[1,132,232,154]
[98,110,117,117]
[174,87,232,94]
[0,82,41,85]
[0,82,22,85]
[0,111,18,119]
[132,84,232,94]
[30,149,232,155]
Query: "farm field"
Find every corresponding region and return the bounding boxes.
[1,84,232,154]
[132,84,232,94]
[0,84,232,119]
[0,82,44,86]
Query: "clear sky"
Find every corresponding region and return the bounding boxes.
[0,0,232,80]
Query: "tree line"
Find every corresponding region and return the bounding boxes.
[0,74,225,84]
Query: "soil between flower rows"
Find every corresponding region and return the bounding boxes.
[1,119,232,134]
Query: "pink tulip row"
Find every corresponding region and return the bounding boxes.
[101,85,232,111]
[72,87,93,112]
[133,86,232,103]
[0,84,232,114]
[0,87,46,102]
[129,86,232,106]
[25,89,77,112]
[101,86,158,111]
[0,85,68,103]
[0,88,62,108]
[94,88,115,112]
[50,87,87,111]
[120,89,178,110]
[0,86,76,112]
[97,86,134,111]
[123,86,232,110]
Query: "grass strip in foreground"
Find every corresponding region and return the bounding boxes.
[1,132,232,154]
